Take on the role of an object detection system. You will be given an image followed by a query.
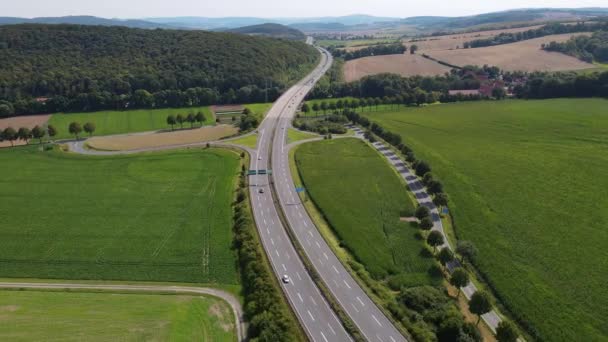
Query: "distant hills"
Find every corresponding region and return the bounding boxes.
[1,8,607,35]
[226,23,306,40]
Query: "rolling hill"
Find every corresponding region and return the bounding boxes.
[227,23,306,40]
[0,15,171,29]
[0,24,319,115]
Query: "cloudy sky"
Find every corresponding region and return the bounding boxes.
[4,0,607,18]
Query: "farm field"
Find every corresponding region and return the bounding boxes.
[408,25,545,52]
[361,99,608,341]
[0,114,52,148]
[86,125,239,151]
[426,33,594,72]
[343,53,451,82]
[0,290,235,341]
[0,147,240,284]
[295,138,437,285]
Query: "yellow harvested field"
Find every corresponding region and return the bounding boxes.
[86,125,239,151]
[409,26,545,52]
[426,33,594,72]
[0,114,51,148]
[344,53,451,82]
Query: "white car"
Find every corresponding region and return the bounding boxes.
[258,156,262,160]
[282,275,290,284]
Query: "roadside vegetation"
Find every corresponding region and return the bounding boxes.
[0,147,240,284]
[295,138,484,341]
[361,98,608,341]
[0,290,236,341]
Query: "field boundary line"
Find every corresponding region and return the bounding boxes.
[0,282,245,342]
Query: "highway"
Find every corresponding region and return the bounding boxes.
[250,43,408,341]
[248,47,351,342]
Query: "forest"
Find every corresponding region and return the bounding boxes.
[328,43,407,60]
[543,30,608,63]
[0,24,319,116]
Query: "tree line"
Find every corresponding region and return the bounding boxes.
[464,21,608,49]
[329,43,407,60]
[542,30,608,63]
[0,24,319,116]
[1,124,56,146]
[345,108,521,342]
[514,70,608,99]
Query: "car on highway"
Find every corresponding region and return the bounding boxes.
[259,188,264,194]
[281,275,290,284]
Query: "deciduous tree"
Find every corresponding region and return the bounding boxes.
[450,267,469,297]
[32,125,45,144]
[167,115,176,131]
[415,205,431,220]
[438,247,454,266]
[427,230,444,252]
[2,127,17,147]
[83,122,96,136]
[496,320,518,342]
[469,291,492,325]
[17,127,32,144]
[68,122,82,140]
[456,240,478,263]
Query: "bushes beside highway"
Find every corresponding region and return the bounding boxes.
[232,164,302,341]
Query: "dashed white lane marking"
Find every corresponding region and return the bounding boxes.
[298,212,303,218]
[332,265,339,274]
[270,238,275,246]
[306,239,311,246]
[327,323,336,335]
[318,258,324,266]
[296,272,302,280]
[266,228,270,234]
[333,279,339,287]
[275,250,280,257]
[350,302,360,313]
[343,280,351,289]
[372,314,383,327]
[390,336,397,342]
[310,296,318,306]
[323,252,328,260]
[308,231,313,237]
[307,310,315,321]
[376,334,385,342]
[297,292,303,302]
[356,296,365,307]
[303,220,308,227]
[320,331,329,342]
[315,241,321,248]
[282,263,287,271]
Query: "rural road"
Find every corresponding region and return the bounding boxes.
[347,125,504,333]
[0,282,245,342]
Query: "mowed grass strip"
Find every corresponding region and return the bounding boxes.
[363,99,608,341]
[49,107,214,139]
[0,147,240,284]
[295,138,435,285]
[0,290,235,342]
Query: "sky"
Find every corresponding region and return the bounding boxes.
[3,0,607,19]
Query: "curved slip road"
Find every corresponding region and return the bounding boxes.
[0,282,245,341]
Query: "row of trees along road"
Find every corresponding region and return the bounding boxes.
[1,125,56,146]
[358,111,520,342]
[166,112,206,131]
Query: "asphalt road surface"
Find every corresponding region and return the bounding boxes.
[250,45,407,341]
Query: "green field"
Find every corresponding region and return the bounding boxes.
[48,103,271,139]
[295,138,436,285]
[0,290,235,341]
[0,147,240,284]
[362,99,608,341]
[287,128,318,144]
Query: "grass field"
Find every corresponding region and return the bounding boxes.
[343,53,451,82]
[228,133,258,149]
[287,128,318,144]
[48,103,271,140]
[362,99,608,341]
[295,138,437,285]
[0,147,240,284]
[0,290,235,341]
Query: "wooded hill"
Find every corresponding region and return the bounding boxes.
[0,24,319,115]
[226,23,306,41]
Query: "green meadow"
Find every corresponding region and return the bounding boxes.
[363,98,608,341]
[295,138,436,286]
[0,147,240,284]
[0,291,235,341]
